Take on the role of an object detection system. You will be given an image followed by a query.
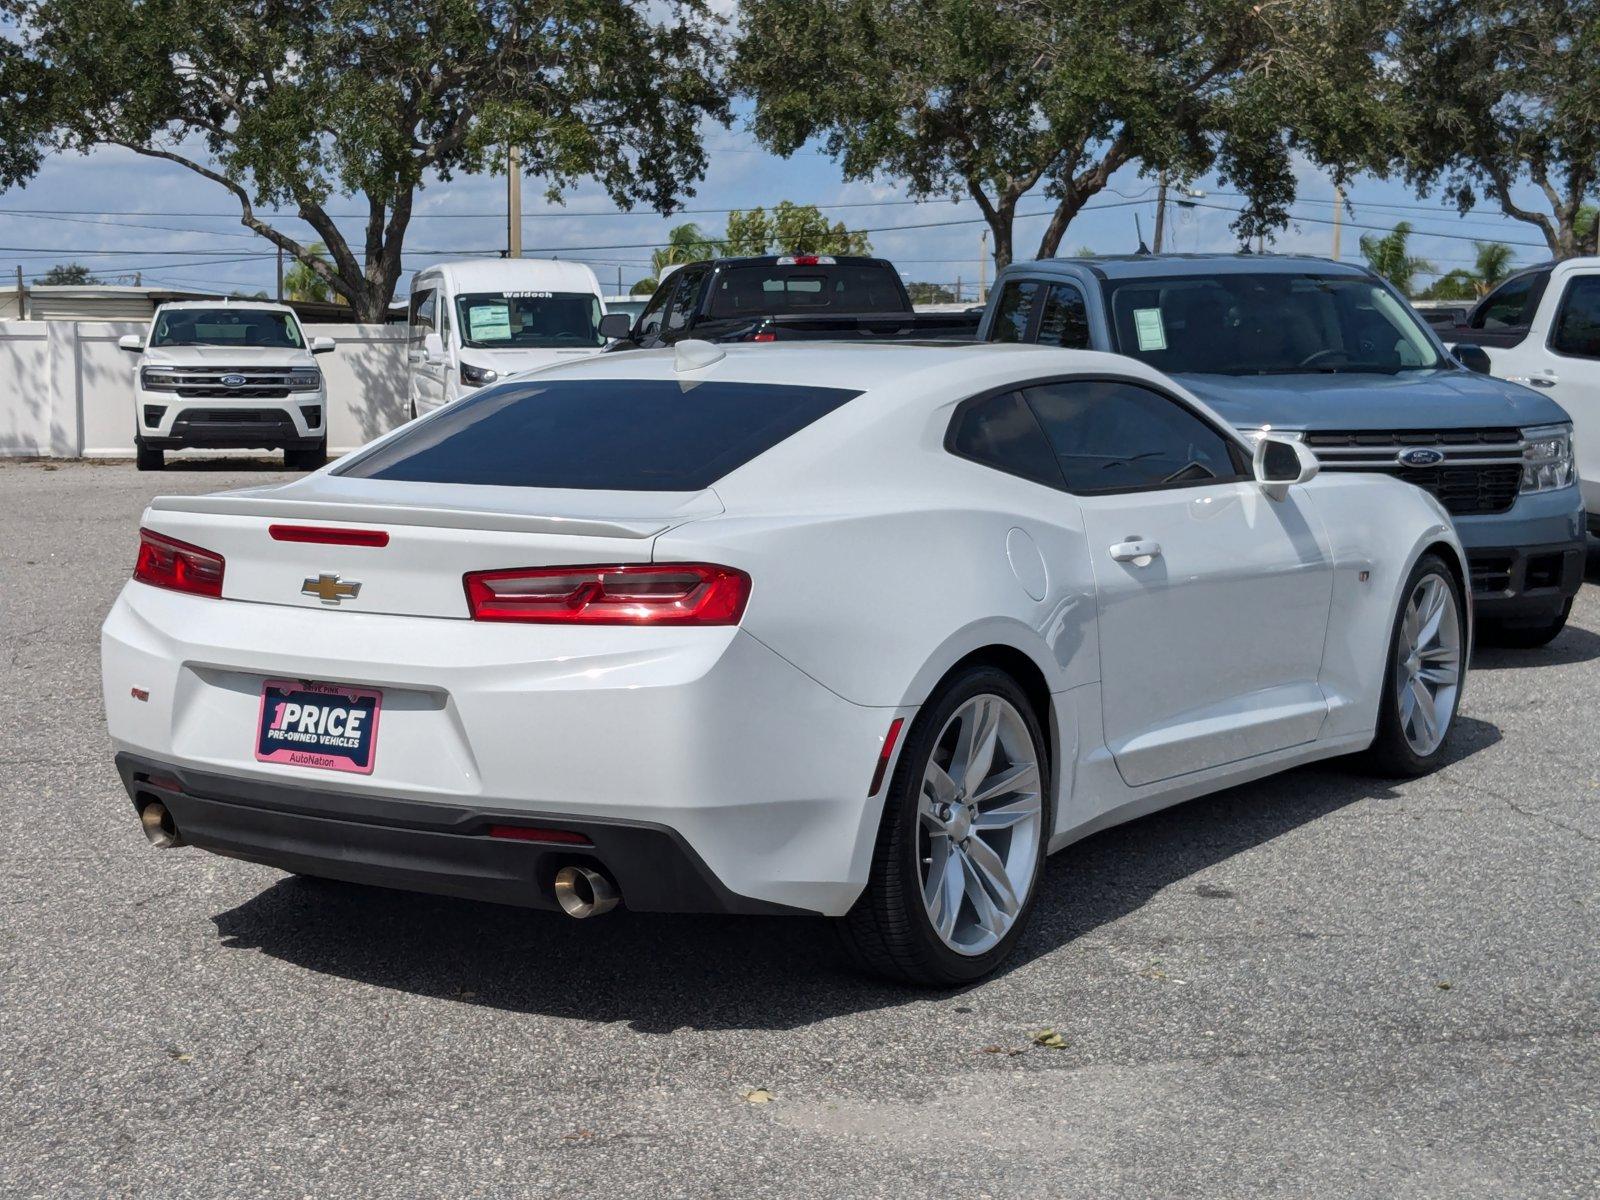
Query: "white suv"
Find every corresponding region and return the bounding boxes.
[120,301,335,471]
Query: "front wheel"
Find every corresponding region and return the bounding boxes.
[134,440,164,471]
[285,440,327,471]
[838,666,1049,986]
[1362,554,1466,777]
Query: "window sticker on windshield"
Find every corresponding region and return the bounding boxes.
[469,303,512,340]
[1133,307,1167,351]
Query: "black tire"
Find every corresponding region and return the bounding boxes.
[135,440,164,472]
[1361,553,1467,778]
[838,665,1050,987]
[285,440,327,471]
[1477,597,1572,649]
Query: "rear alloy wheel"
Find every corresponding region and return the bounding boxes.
[1363,554,1465,777]
[839,667,1048,986]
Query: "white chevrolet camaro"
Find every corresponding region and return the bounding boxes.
[103,341,1469,985]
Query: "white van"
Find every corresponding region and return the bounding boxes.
[406,259,608,416]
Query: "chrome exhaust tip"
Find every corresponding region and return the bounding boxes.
[553,865,619,918]
[139,800,185,849]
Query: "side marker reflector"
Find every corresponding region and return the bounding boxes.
[868,717,906,797]
[487,825,593,846]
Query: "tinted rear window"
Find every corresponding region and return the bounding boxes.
[336,379,861,491]
[706,264,908,317]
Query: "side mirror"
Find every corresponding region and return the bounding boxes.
[599,312,634,341]
[1451,343,1491,375]
[310,336,336,355]
[423,331,444,360]
[1254,435,1319,502]
[118,334,145,352]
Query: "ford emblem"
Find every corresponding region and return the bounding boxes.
[1398,447,1445,467]
[220,373,247,387]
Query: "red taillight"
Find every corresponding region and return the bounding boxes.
[464,563,751,626]
[133,528,225,598]
[270,524,390,547]
[487,825,592,846]
[751,331,778,343]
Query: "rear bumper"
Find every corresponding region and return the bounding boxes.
[117,753,798,915]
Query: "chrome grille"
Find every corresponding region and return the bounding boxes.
[1304,428,1525,516]
[157,367,300,400]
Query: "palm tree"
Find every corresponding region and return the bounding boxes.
[1471,241,1514,296]
[1359,222,1436,296]
[650,223,715,279]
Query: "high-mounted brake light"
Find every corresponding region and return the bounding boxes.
[270,524,390,547]
[775,254,835,266]
[133,528,225,598]
[464,563,751,626]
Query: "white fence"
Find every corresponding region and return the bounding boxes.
[0,320,410,458]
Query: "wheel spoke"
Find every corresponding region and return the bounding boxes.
[959,851,1006,936]
[972,794,1039,832]
[970,762,1039,806]
[953,697,1001,795]
[1408,677,1438,746]
[963,835,1020,917]
[924,841,962,941]
[923,760,957,806]
[918,790,946,833]
[1420,662,1458,687]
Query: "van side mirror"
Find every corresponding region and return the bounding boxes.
[118,334,145,352]
[423,331,444,360]
[1254,435,1319,501]
[310,336,336,354]
[1451,343,1491,374]
[599,313,634,341]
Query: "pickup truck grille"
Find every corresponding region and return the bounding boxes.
[1304,428,1525,516]
[157,367,300,400]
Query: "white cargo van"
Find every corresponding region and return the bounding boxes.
[406,259,608,416]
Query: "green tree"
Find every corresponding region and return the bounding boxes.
[735,0,1386,269]
[1359,221,1436,295]
[717,202,873,256]
[630,277,659,296]
[650,222,717,278]
[1472,241,1514,294]
[722,207,772,256]
[39,262,98,285]
[0,1,728,320]
[283,243,337,304]
[1382,0,1600,258]
[1420,269,1479,301]
[906,281,958,305]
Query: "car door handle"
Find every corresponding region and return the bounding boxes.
[1510,374,1557,387]
[1109,538,1162,563]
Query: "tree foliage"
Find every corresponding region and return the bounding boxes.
[1382,0,1600,258]
[734,0,1388,269]
[1359,221,1436,295]
[719,202,873,255]
[0,0,728,320]
[283,242,337,304]
[38,262,99,285]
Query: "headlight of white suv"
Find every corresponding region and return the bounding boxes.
[1520,423,1574,493]
[288,368,322,392]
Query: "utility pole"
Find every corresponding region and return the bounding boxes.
[14,265,23,318]
[1153,171,1168,255]
[507,145,523,258]
[978,230,987,303]
[1331,184,1344,261]
[955,275,962,305]
[275,247,284,302]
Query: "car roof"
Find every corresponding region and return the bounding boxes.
[515,339,1165,395]
[154,300,297,314]
[415,258,602,293]
[1009,253,1374,281]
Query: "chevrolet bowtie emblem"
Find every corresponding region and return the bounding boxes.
[302,573,361,604]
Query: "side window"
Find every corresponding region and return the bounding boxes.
[1021,379,1245,493]
[665,266,709,332]
[990,280,1041,343]
[635,276,678,340]
[947,390,1064,486]
[438,296,453,347]
[1471,273,1536,330]
[1550,276,1600,359]
[1036,283,1090,349]
[410,288,436,336]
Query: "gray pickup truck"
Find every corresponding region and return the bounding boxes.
[977,254,1586,646]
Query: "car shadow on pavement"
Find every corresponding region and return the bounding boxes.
[210,716,1501,1031]
[1470,622,1600,670]
[148,456,299,472]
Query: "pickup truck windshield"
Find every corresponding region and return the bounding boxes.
[455,291,604,349]
[150,308,304,349]
[706,264,909,317]
[1106,273,1443,374]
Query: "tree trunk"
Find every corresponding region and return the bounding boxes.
[967,181,1015,273]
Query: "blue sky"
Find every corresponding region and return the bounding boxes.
[0,115,1560,302]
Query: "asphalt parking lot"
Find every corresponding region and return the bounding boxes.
[3,457,1597,1199]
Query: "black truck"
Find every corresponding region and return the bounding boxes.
[600,255,980,348]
